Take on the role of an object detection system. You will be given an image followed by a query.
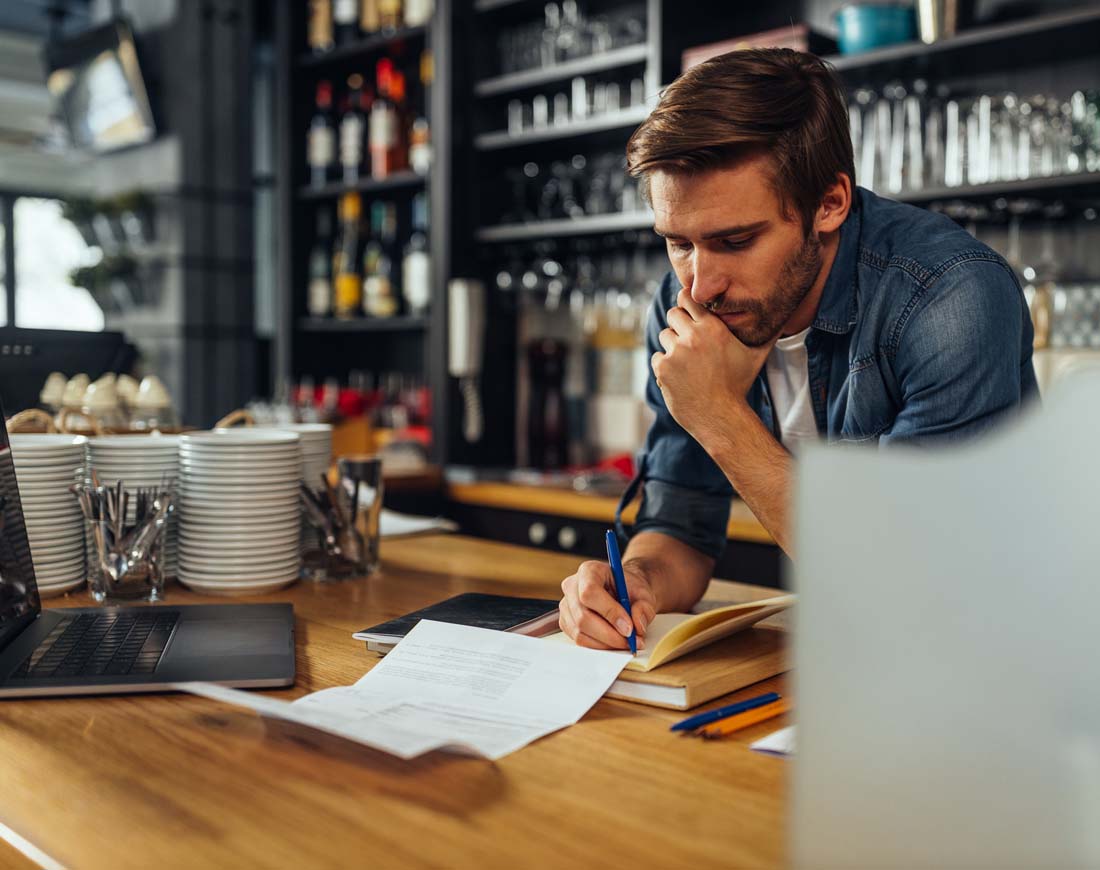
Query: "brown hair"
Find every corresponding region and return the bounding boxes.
[626,48,855,233]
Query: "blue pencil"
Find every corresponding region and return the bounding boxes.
[669,692,781,732]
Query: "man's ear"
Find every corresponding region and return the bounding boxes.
[815,173,852,235]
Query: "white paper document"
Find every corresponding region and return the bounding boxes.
[179,619,628,761]
[378,507,458,538]
[751,725,796,757]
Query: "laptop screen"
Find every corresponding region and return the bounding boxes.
[0,409,41,652]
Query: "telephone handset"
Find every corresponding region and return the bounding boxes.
[447,279,486,443]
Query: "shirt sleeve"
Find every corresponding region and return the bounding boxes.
[624,272,732,560]
[880,255,1037,446]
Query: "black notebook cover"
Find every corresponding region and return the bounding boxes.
[355,593,560,641]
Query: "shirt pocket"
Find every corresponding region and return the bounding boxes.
[839,356,896,442]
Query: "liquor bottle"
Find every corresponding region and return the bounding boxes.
[307,209,334,317]
[333,193,362,319]
[333,0,360,45]
[402,192,430,315]
[307,80,336,188]
[308,0,334,54]
[369,59,398,180]
[387,71,410,175]
[409,50,432,175]
[378,0,403,33]
[363,201,399,318]
[360,0,380,33]
[339,74,368,183]
[404,0,432,27]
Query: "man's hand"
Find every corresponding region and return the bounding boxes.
[651,287,774,443]
[559,560,657,650]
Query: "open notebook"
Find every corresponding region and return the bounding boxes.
[546,594,794,709]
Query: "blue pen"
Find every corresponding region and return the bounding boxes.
[669,692,781,732]
[604,529,636,655]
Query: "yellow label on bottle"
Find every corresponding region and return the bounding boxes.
[334,273,361,314]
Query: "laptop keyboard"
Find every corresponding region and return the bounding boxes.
[10,611,180,680]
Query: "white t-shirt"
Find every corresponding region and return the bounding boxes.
[764,326,818,453]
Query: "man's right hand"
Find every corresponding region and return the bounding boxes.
[559,560,657,650]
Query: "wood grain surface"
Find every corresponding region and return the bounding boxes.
[0,535,788,869]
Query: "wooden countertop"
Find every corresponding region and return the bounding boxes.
[0,535,789,869]
[447,481,775,545]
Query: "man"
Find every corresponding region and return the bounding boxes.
[558,48,1038,650]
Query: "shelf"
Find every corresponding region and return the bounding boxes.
[475,105,650,150]
[297,26,428,68]
[476,210,653,242]
[297,171,426,200]
[825,7,1100,81]
[474,44,649,98]
[892,171,1100,206]
[473,0,533,11]
[298,316,429,333]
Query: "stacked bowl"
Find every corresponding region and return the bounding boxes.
[177,431,302,595]
[8,435,87,597]
[85,436,180,577]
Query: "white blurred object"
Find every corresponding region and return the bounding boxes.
[130,375,178,431]
[39,372,66,410]
[61,374,90,410]
[751,725,796,757]
[792,368,1100,869]
[115,373,139,409]
[378,508,457,539]
[133,375,171,410]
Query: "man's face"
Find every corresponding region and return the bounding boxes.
[649,154,824,347]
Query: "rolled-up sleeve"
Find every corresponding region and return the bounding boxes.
[880,255,1038,446]
[622,273,732,560]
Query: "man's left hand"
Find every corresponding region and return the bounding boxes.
[651,287,774,443]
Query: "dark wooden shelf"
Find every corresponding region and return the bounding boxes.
[474,44,649,97]
[298,315,429,333]
[475,105,650,150]
[473,0,533,10]
[476,210,653,242]
[297,26,428,67]
[825,7,1100,81]
[893,171,1100,205]
[297,171,426,200]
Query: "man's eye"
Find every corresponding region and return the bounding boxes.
[669,241,693,253]
[722,238,751,251]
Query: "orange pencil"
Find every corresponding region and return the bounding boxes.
[697,699,791,738]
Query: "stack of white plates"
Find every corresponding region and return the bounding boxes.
[9,435,87,597]
[228,423,333,489]
[85,436,180,577]
[253,423,333,561]
[177,431,302,595]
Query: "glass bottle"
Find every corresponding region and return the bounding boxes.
[333,193,362,319]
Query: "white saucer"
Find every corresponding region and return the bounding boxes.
[177,561,299,581]
[36,578,86,598]
[177,576,296,596]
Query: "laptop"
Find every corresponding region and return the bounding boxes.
[791,371,1100,868]
[0,410,295,698]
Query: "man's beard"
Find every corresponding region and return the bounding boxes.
[703,232,824,347]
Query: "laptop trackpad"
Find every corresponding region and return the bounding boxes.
[171,620,290,657]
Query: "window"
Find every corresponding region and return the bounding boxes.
[14,197,104,332]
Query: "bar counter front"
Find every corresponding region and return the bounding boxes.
[0,534,789,870]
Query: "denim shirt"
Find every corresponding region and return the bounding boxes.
[618,187,1039,560]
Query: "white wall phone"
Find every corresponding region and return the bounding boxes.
[447,279,486,443]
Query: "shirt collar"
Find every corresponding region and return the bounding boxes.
[811,191,861,335]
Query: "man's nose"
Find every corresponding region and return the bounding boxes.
[689,249,728,306]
